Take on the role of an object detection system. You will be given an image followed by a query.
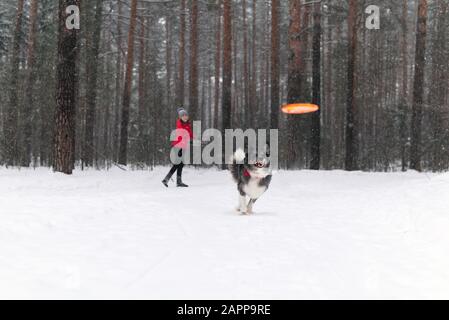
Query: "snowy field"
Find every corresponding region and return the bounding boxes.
[1,167,449,299]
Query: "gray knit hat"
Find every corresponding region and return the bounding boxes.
[177,107,188,117]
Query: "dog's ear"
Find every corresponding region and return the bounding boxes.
[243,140,249,156]
[243,141,251,163]
[265,143,271,157]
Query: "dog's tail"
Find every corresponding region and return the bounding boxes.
[229,149,246,182]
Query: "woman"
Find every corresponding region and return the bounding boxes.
[162,107,193,188]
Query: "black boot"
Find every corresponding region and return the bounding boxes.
[162,179,169,188]
[177,176,189,188]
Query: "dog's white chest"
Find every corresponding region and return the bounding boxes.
[243,179,267,199]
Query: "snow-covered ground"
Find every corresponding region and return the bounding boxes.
[1,167,449,299]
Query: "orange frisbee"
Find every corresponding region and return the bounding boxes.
[281,103,319,114]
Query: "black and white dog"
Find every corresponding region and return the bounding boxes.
[229,147,272,215]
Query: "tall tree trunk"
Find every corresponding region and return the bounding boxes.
[399,0,409,171]
[113,0,123,162]
[242,0,249,128]
[410,0,428,172]
[53,0,81,174]
[83,0,103,167]
[264,12,270,128]
[214,0,222,130]
[166,15,172,113]
[428,1,447,171]
[345,0,359,171]
[286,0,302,169]
[137,17,146,163]
[222,0,232,131]
[250,0,257,129]
[232,20,239,127]
[189,0,199,120]
[270,0,280,129]
[310,3,321,170]
[400,0,409,102]
[22,0,39,167]
[177,0,186,106]
[222,0,232,168]
[103,32,113,167]
[4,0,25,166]
[118,0,138,166]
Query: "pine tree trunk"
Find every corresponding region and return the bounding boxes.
[310,3,321,170]
[103,33,113,166]
[345,0,359,171]
[22,0,39,167]
[222,0,232,131]
[221,0,233,168]
[428,1,447,171]
[270,0,280,129]
[118,0,138,166]
[137,17,146,163]
[232,25,238,127]
[214,0,222,130]
[83,0,103,167]
[250,0,257,129]
[286,0,302,169]
[242,0,249,128]
[53,0,81,174]
[400,0,409,171]
[177,0,186,106]
[189,0,199,120]
[166,16,172,113]
[323,15,334,169]
[113,0,123,162]
[410,0,428,172]
[4,0,25,166]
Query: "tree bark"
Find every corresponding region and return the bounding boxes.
[118,0,138,166]
[410,0,428,172]
[222,0,232,131]
[270,0,280,129]
[242,0,249,128]
[345,0,359,171]
[53,0,81,174]
[22,0,39,167]
[83,0,103,167]
[137,17,147,163]
[189,0,199,120]
[214,0,222,130]
[250,0,257,129]
[428,1,447,171]
[4,0,25,166]
[399,0,409,171]
[177,0,186,106]
[286,0,302,169]
[310,3,321,170]
[166,15,172,114]
[113,0,123,162]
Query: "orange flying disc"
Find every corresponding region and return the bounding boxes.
[281,103,319,114]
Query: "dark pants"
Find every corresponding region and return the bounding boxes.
[164,149,184,181]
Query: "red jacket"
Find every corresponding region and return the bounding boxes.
[171,119,193,149]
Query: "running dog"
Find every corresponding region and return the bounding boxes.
[229,147,272,215]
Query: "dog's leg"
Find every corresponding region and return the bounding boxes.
[239,195,248,214]
[247,199,257,214]
[236,187,243,212]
